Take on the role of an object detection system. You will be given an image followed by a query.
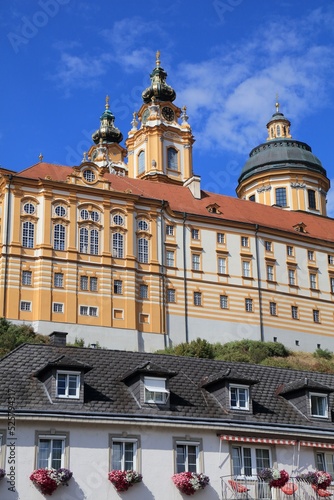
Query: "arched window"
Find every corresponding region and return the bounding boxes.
[90,229,99,255]
[276,125,281,136]
[79,228,89,253]
[54,224,65,251]
[138,237,149,263]
[22,221,34,248]
[167,148,178,170]
[138,150,145,175]
[112,233,124,258]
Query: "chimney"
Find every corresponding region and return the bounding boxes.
[49,331,68,346]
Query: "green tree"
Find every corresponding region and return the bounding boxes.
[0,318,48,357]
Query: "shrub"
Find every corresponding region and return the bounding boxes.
[313,348,332,360]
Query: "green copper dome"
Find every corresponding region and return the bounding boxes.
[238,105,327,184]
[142,51,176,103]
[92,96,123,145]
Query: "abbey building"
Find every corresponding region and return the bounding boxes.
[0,52,333,352]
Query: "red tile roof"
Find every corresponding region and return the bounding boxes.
[14,162,334,243]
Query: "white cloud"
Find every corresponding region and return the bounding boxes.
[174,7,334,155]
[327,182,334,218]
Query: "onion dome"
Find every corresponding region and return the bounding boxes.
[238,102,327,184]
[92,96,123,144]
[142,51,176,103]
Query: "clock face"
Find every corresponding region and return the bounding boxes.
[162,106,175,122]
[142,109,150,125]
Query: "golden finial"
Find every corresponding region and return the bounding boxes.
[156,50,160,67]
[275,93,280,113]
[39,153,43,162]
[105,95,110,109]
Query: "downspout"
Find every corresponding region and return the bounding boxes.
[3,174,13,319]
[160,200,167,348]
[182,213,189,343]
[255,224,264,342]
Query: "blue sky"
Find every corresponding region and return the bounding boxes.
[2,1,334,215]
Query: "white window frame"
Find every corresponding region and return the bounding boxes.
[138,237,149,263]
[287,245,294,257]
[54,272,64,288]
[90,277,98,292]
[166,224,174,236]
[53,303,64,313]
[166,250,175,267]
[316,452,334,474]
[310,273,317,289]
[313,309,320,323]
[308,250,315,261]
[291,305,298,319]
[328,255,334,265]
[80,276,88,291]
[310,392,328,418]
[242,260,251,278]
[140,284,148,299]
[217,232,225,244]
[22,270,32,285]
[22,221,34,248]
[245,298,253,312]
[79,306,98,317]
[112,232,124,258]
[220,295,228,309]
[167,147,178,170]
[144,377,169,404]
[194,291,202,306]
[288,268,296,286]
[37,435,66,469]
[56,371,80,399]
[330,277,334,294]
[20,301,31,312]
[175,441,200,474]
[266,265,274,281]
[192,254,200,271]
[265,241,272,252]
[167,288,176,303]
[114,280,123,294]
[230,384,249,410]
[111,438,138,471]
[270,302,277,316]
[218,257,227,274]
[53,223,65,251]
[241,236,249,248]
[232,446,271,478]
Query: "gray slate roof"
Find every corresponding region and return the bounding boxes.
[1,344,334,435]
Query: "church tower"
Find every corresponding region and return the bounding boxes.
[237,101,330,216]
[126,52,195,185]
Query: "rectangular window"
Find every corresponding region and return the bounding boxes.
[287,245,294,257]
[310,393,328,417]
[167,288,176,303]
[114,280,123,294]
[218,257,226,274]
[245,298,253,312]
[328,255,334,265]
[53,303,64,313]
[37,437,65,469]
[310,273,317,289]
[266,265,274,281]
[54,272,64,288]
[79,306,98,316]
[275,187,287,207]
[316,453,334,474]
[220,295,228,309]
[241,236,249,247]
[191,228,199,240]
[291,305,298,319]
[140,284,148,299]
[308,189,316,209]
[230,385,249,410]
[331,277,334,294]
[22,270,32,285]
[270,302,277,316]
[20,301,31,311]
[308,250,315,261]
[176,443,199,473]
[217,233,225,244]
[232,446,270,476]
[56,372,80,398]
[193,291,202,306]
[111,439,137,471]
[242,261,251,278]
[90,277,98,291]
[313,310,320,323]
[265,241,272,252]
[192,254,200,271]
[166,225,174,236]
[144,377,168,404]
[80,276,88,291]
[166,250,175,267]
[288,268,296,286]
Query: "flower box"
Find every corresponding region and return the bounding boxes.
[108,470,142,492]
[30,468,73,495]
[172,472,210,496]
[257,468,289,488]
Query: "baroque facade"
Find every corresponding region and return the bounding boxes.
[0,52,333,352]
[0,333,334,498]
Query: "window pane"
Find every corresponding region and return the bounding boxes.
[188,445,197,473]
[38,440,50,468]
[232,447,242,476]
[112,442,123,470]
[256,449,270,471]
[51,439,63,469]
[124,442,134,470]
[177,445,186,473]
[57,374,66,396]
[244,448,252,476]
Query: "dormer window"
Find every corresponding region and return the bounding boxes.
[83,169,96,183]
[144,376,169,404]
[230,384,249,410]
[56,371,80,399]
[310,392,328,418]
